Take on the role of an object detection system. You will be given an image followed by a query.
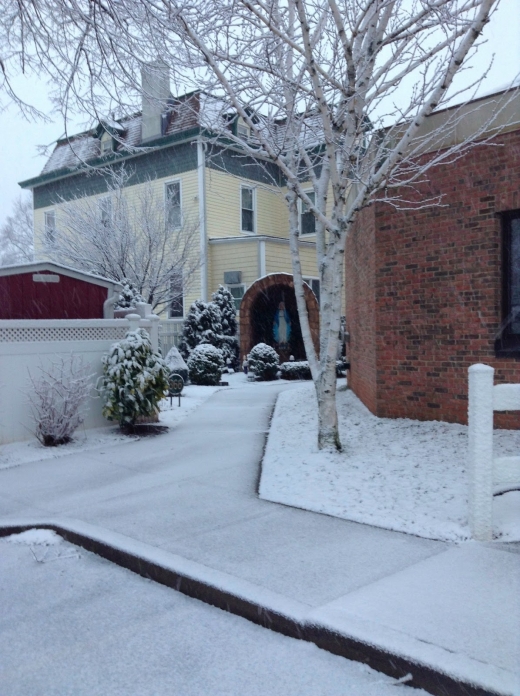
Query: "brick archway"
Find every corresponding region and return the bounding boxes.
[239,273,319,361]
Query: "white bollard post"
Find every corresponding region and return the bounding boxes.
[148,315,160,352]
[468,364,495,541]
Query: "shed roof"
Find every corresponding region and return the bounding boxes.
[0,262,122,292]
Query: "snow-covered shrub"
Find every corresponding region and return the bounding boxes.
[212,285,237,336]
[279,359,346,380]
[28,356,94,446]
[164,345,189,383]
[280,361,312,380]
[179,300,223,359]
[211,286,239,368]
[187,344,224,386]
[248,343,279,381]
[99,328,169,427]
[114,280,145,309]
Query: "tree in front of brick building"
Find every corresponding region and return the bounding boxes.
[3,0,505,449]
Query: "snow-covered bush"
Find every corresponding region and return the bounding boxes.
[211,285,239,368]
[179,300,223,359]
[280,359,347,380]
[28,356,94,446]
[212,285,237,336]
[248,343,279,381]
[280,361,312,380]
[187,344,224,386]
[114,280,145,309]
[164,345,189,384]
[99,328,169,427]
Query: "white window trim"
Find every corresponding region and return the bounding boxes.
[44,210,56,244]
[100,135,113,155]
[299,190,316,237]
[164,179,183,230]
[227,283,246,311]
[99,195,112,226]
[240,184,256,235]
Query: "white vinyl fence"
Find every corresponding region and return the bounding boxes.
[468,363,520,541]
[0,314,159,445]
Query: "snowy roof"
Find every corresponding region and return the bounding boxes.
[0,261,123,290]
[35,92,212,181]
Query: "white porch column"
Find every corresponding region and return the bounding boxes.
[197,139,208,301]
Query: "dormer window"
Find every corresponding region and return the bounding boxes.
[101,136,113,155]
[237,123,250,139]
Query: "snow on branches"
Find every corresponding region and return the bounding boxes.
[27,356,94,446]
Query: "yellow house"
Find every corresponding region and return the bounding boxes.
[19,67,322,358]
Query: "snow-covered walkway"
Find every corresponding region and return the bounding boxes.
[0,376,518,695]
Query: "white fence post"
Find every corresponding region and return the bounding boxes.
[468,363,495,541]
[148,315,160,352]
[126,313,141,333]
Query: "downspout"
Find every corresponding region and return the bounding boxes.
[197,139,208,301]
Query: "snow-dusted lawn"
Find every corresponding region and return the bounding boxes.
[260,383,520,542]
[0,383,221,471]
[0,529,429,696]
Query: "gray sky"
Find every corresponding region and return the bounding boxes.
[0,1,519,229]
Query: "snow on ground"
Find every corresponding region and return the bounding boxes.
[0,384,221,471]
[260,383,520,542]
[0,530,430,696]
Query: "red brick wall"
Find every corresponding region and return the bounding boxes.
[346,204,378,413]
[347,128,520,426]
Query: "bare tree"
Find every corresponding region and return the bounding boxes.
[46,167,200,313]
[0,194,34,265]
[2,0,510,449]
[28,355,94,446]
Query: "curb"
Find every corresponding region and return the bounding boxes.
[0,520,508,696]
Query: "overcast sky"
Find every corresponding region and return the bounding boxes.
[0,1,519,230]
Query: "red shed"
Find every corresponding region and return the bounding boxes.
[0,262,122,319]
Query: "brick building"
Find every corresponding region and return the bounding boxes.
[346,88,520,426]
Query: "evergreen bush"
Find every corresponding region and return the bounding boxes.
[248,343,279,381]
[99,328,169,427]
[114,280,145,309]
[212,286,239,369]
[179,300,223,359]
[187,344,224,386]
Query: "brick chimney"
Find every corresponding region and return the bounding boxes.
[141,61,170,143]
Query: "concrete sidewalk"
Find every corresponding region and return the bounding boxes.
[0,378,518,696]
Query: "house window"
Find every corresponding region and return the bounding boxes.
[165,181,182,229]
[300,191,316,236]
[241,186,255,234]
[101,137,113,155]
[237,123,250,139]
[303,277,320,306]
[169,273,184,318]
[496,210,520,354]
[99,196,112,227]
[227,284,245,311]
[44,211,56,244]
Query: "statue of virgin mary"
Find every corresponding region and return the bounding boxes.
[273,301,291,347]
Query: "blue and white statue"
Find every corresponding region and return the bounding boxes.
[273,301,291,346]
